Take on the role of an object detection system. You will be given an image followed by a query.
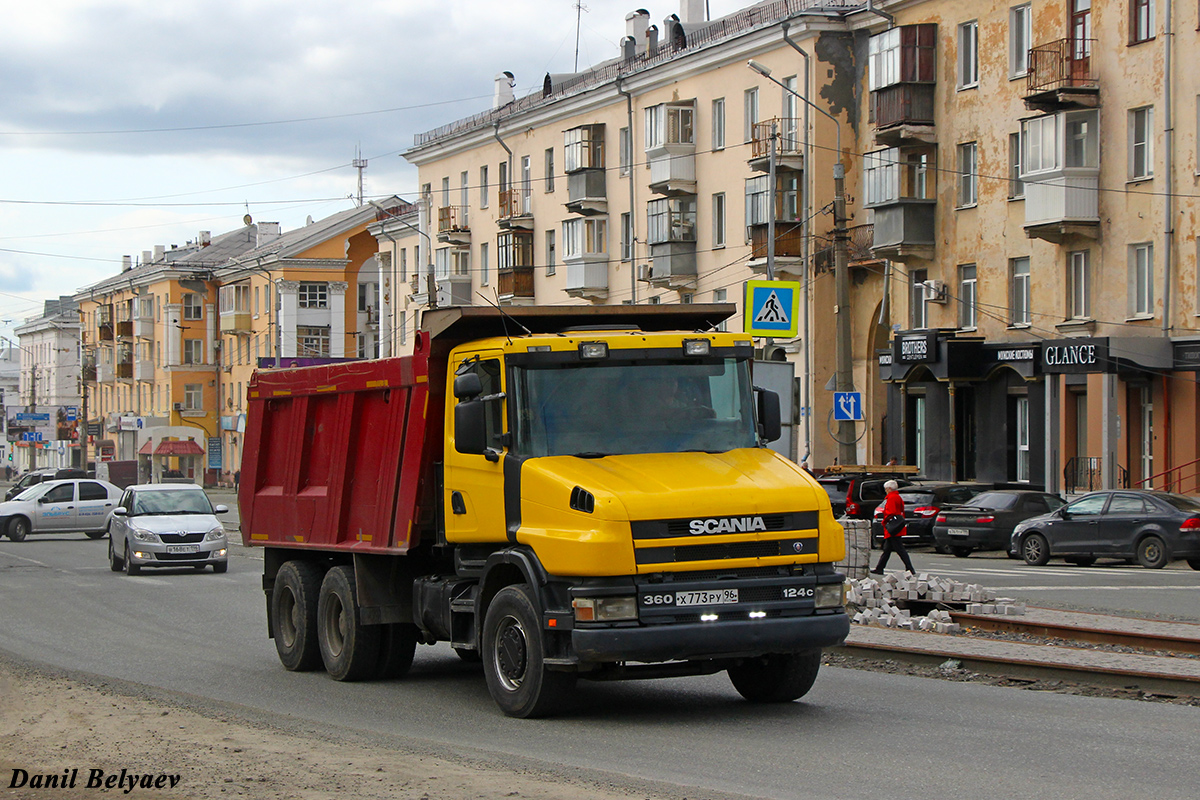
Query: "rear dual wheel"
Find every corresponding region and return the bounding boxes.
[271,561,324,671]
[318,565,380,681]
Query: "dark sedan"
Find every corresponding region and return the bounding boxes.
[933,490,1065,557]
[871,482,989,548]
[1010,490,1200,569]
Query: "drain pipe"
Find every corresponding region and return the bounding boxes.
[1162,0,1175,336]
[864,0,895,27]
[616,77,639,303]
[492,121,513,214]
[782,22,812,464]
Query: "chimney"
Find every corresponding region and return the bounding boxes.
[493,71,515,109]
[626,10,650,55]
[121,255,132,272]
[646,24,658,55]
[199,230,211,247]
[621,35,637,61]
[142,250,152,265]
[679,0,706,25]
[256,221,282,247]
[153,245,165,261]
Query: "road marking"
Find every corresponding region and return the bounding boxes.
[988,585,1200,591]
[0,550,50,567]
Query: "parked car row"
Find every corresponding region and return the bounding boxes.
[0,479,230,574]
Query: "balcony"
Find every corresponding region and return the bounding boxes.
[134,316,155,338]
[98,322,114,342]
[1020,109,1100,243]
[497,230,536,304]
[498,267,535,304]
[116,361,133,380]
[498,189,533,230]
[437,205,471,245]
[863,147,937,261]
[645,197,697,289]
[1025,38,1099,112]
[813,225,878,275]
[565,170,607,216]
[219,310,251,334]
[98,363,114,382]
[436,274,472,306]
[81,362,97,383]
[564,259,607,300]
[747,222,805,280]
[134,359,155,382]
[868,23,937,146]
[116,320,133,339]
[872,85,936,145]
[748,119,804,173]
[564,123,607,215]
[647,150,695,196]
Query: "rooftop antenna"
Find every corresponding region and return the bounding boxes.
[573,1,589,72]
[352,146,368,207]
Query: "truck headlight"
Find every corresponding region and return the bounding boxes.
[572,596,637,622]
[815,583,845,609]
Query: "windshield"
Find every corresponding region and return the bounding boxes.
[131,489,213,516]
[898,491,935,505]
[12,485,46,502]
[1157,493,1200,512]
[511,358,757,457]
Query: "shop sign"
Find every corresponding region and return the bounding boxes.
[207,437,222,470]
[1041,338,1108,374]
[893,331,938,364]
[878,352,894,367]
[1174,341,1200,372]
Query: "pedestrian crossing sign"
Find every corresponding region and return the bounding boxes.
[743,280,800,338]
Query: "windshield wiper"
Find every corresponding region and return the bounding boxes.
[571,451,611,459]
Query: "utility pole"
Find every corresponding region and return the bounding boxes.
[79,376,89,472]
[27,357,37,473]
[832,160,856,466]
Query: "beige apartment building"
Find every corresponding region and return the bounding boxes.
[400,0,1200,493]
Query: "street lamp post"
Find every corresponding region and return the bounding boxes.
[747,60,855,467]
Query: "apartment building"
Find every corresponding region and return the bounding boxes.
[11,298,81,471]
[77,227,257,481]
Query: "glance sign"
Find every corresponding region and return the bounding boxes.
[1041,338,1108,374]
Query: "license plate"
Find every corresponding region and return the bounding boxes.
[947,528,970,537]
[676,589,738,607]
[166,545,200,554]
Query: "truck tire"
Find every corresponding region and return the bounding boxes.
[728,651,822,703]
[482,585,574,718]
[271,561,324,671]
[375,623,419,679]
[317,565,380,681]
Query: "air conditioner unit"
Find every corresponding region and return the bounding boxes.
[172,402,184,411]
[636,264,651,282]
[925,280,948,304]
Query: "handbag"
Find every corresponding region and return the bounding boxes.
[883,514,906,535]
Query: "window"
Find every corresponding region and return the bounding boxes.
[958,20,979,89]
[183,339,203,365]
[441,176,450,209]
[44,484,74,504]
[864,147,936,205]
[1130,243,1154,316]
[1021,109,1099,176]
[1010,257,1031,326]
[646,197,697,245]
[620,213,633,261]
[480,242,489,286]
[712,192,726,248]
[644,103,694,149]
[452,249,470,277]
[1130,0,1154,44]
[184,383,202,411]
[219,284,249,314]
[358,282,376,312]
[958,264,977,329]
[1009,132,1024,198]
[869,27,902,90]
[1069,250,1091,319]
[182,293,202,320]
[744,176,770,236]
[713,289,727,331]
[712,98,725,150]
[562,218,607,259]
[435,249,450,280]
[253,286,260,315]
[80,482,108,501]
[545,230,556,276]
[520,155,532,213]
[544,148,555,192]
[1015,396,1030,482]
[619,127,631,175]
[1129,106,1154,180]
[1010,4,1031,77]
[298,282,328,308]
[957,142,978,207]
[564,125,604,172]
[461,171,469,227]
[743,88,759,143]
[297,325,331,357]
[911,268,928,329]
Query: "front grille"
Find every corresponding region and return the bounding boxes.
[154,552,207,561]
[635,536,819,565]
[657,566,788,581]
[632,510,819,540]
[158,533,205,544]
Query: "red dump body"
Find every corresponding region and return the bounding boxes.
[239,335,442,554]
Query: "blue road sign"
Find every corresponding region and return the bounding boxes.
[743,280,800,338]
[832,392,864,422]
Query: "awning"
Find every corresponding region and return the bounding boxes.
[153,440,204,456]
[138,440,154,455]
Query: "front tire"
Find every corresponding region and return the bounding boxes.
[8,517,29,542]
[108,536,124,572]
[728,650,822,703]
[124,543,141,576]
[1137,535,1168,569]
[1021,533,1050,566]
[482,585,574,718]
[211,560,228,574]
[271,561,323,671]
[317,565,380,681]
[85,530,106,540]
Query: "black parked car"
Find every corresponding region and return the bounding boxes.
[818,473,913,521]
[1010,490,1200,569]
[871,482,990,548]
[933,490,1065,557]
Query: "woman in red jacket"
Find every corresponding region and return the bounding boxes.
[872,480,916,574]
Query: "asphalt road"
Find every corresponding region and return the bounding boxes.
[1,530,1198,800]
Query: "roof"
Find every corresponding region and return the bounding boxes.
[218,205,380,274]
[152,440,205,456]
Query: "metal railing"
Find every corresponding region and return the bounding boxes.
[750,118,804,159]
[437,205,469,233]
[1135,457,1200,494]
[1064,456,1129,495]
[1027,38,1098,96]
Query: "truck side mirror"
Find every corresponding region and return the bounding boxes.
[454,400,488,455]
[755,387,781,443]
[454,373,483,399]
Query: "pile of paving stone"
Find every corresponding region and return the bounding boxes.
[847,572,1027,633]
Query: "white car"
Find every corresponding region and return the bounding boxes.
[0,479,122,541]
[107,483,229,575]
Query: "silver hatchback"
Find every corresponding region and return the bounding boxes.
[107,483,230,575]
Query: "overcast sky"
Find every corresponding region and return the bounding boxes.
[0,0,748,340]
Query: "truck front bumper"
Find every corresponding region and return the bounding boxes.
[571,611,850,663]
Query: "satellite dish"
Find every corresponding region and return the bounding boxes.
[306,215,314,225]
[243,213,253,225]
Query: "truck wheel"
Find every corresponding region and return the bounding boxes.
[317,565,380,681]
[1137,536,1168,569]
[375,623,419,679]
[108,536,124,572]
[8,517,29,542]
[482,585,574,718]
[271,561,324,671]
[728,651,822,703]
